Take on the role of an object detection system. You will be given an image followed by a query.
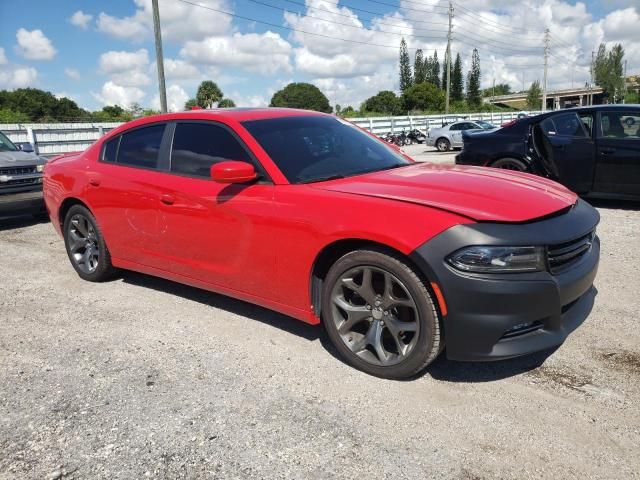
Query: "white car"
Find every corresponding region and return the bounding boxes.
[426,120,497,151]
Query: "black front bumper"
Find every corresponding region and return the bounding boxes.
[411,199,600,361]
[0,189,45,217]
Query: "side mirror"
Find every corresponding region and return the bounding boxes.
[211,161,257,184]
[17,142,35,153]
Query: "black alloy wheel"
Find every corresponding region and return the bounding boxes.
[63,205,116,281]
[322,249,442,379]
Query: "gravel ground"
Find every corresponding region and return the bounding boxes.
[1,165,639,479]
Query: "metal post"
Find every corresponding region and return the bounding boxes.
[589,50,594,106]
[152,0,167,113]
[445,1,453,114]
[542,28,550,112]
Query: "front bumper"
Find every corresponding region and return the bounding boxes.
[411,199,600,361]
[0,189,44,217]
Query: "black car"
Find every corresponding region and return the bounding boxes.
[456,105,640,200]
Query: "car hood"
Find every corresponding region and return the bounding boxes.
[0,150,44,167]
[313,163,577,222]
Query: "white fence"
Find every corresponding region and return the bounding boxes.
[1,111,540,156]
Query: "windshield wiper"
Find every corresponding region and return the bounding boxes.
[299,174,345,184]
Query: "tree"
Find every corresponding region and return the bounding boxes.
[451,53,464,102]
[482,83,511,97]
[127,103,144,118]
[184,98,198,109]
[526,80,542,110]
[0,108,30,123]
[399,38,413,93]
[466,48,481,108]
[341,106,356,117]
[0,88,88,121]
[362,91,402,115]
[270,82,332,113]
[402,82,445,112]
[594,43,625,101]
[414,49,425,84]
[218,98,236,108]
[196,80,223,108]
[431,50,440,89]
[441,52,448,93]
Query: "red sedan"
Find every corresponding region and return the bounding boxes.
[44,108,600,379]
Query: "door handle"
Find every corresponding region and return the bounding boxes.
[89,178,100,187]
[600,148,616,154]
[160,194,175,205]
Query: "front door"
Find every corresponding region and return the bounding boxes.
[594,110,640,196]
[535,112,596,193]
[153,121,276,297]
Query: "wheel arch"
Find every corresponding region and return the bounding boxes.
[58,197,92,231]
[489,155,535,171]
[309,238,439,321]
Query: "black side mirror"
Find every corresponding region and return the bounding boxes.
[17,142,35,153]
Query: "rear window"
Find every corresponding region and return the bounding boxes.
[117,124,165,169]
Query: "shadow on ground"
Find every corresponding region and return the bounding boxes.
[121,270,556,384]
[585,197,640,211]
[0,214,49,231]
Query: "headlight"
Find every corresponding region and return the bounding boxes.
[447,246,546,273]
[36,165,44,172]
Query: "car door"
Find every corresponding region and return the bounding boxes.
[534,112,596,193]
[448,123,464,147]
[594,110,640,196]
[86,123,169,267]
[152,120,276,296]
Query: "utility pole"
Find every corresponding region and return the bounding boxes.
[589,50,594,106]
[542,28,550,112]
[152,0,167,113]
[623,59,628,104]
[445,1,453,114]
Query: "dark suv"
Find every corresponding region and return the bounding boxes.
[456,105,640,200]
[0,131,46,217]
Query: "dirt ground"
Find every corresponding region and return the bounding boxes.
[1,160,639,478]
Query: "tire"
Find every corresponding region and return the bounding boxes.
[491,157,529,172]
[63,204,117,282]
[322,248,442,379]
[436,137,450,152]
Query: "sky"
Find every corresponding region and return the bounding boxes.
[0,0,639,112]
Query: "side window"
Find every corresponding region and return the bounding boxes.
[102,136,120,162]
[170,123,252,177]
[117,124,165,169]
[545,114,586,138]
[600,112,640,139]
[449,123,462,131]
[579,114,594,137]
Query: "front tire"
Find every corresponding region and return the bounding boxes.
[491,157,529,172]
[436,138,450,152]
[63,205,116,282]
[322,249,442,379]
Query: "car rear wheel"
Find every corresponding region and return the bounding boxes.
[436,138,450,152]
[63,205,116,282]
[322,249,442,379]
[491,157,529,172]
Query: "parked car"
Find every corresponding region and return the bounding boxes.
[456,105,640,200]
[407,128,427,144]
[0,130,47,218]
[44,108,599,379]
[426,120,497,151]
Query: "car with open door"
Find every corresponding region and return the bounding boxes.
[456,105,640,200]
[44,108,599,379]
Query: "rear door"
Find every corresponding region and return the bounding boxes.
[448,123,464,147]
[535,112,595,193]
[594,110,640,196]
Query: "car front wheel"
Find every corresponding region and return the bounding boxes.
[63,204,117,282]
[436,138,450,152]
[322,249,442,379]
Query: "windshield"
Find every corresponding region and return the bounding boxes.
[476,121,496,130]
[0,132,18,152]
[242,116,409,183]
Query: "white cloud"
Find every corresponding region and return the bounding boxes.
[180,31,292,75]
[227,92,269,107]
[98,49,151,87]
[0,47,6,65]
[93,81,146,107]
[15,28,57,61]
[64,68,81,81]
[162,59,201,80]
[152,84,190,112]
[96,0,232,43]
[69,10,93,30]
[0,66,38,89]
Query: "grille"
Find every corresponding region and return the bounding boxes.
[547,231,594,273]
[0,166,37,176]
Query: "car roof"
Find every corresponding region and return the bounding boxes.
[154,107,328,122]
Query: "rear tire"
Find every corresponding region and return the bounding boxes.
[63,205,117,282]
[491,157,529,172]
[322,248,442,379]
[436,138,450,152]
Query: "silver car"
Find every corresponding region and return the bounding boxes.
[426,120,497,151]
